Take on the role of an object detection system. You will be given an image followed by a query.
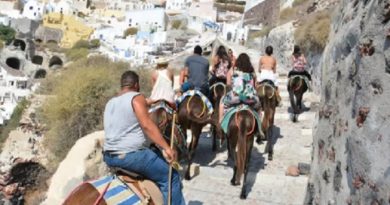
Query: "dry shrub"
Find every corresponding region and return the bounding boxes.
[294,11,331,53]
[0,39,4,49]
[171,20,182,30]
[280,7,297,24]
[292,0,309,7]
[41,56,152,165]
[123,27,138,38]
[65,47,89,61]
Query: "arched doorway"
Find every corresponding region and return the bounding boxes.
[227,32,232,41]
[34,69,47,79]
[32,55,43,65]
[49,56,63,68]
[6,57,21,70]
[13,39,26,51]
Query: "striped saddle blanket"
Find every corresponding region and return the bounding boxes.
[175,90,214,114]
[148,101,174,115]
[89,176,141,205]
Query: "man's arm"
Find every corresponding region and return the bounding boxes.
[273,58,277,74]
[133,95,176,162]
[167,69,174,87]
[258,57,262,72]
[179,68,188,85]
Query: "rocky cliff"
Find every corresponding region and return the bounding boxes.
[307,0,390,204]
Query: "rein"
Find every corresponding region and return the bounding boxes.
[187,95,206,118]
[234,111,256,137]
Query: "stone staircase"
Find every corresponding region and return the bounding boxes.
[180,74,319,205]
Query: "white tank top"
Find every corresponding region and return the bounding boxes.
[149,69,175,103]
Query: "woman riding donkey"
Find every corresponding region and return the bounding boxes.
[218,53,264,199]
[209,45,232,86]
[288,45,312,81]
[146,58,175,109]
[288,45,312,121]
[218,53,261,122]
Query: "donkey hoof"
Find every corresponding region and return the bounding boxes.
[268,155,273,161]
[185,174,191,181]
[230,179,239,186]
[240,193,247,199]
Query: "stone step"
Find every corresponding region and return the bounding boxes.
[301,129,313,136]
[183,166,308,205]
[274,112,316,121]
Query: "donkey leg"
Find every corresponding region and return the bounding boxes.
[240,141,253,199]
[265,126,274,161]
[212,125,217,152]
[231,166,238,186]
[185,125,202,180]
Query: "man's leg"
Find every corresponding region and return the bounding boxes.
[104,150,185,205]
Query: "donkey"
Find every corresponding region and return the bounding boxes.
[227,109,258,199]
[256,82,277,160]
[177,95,218,180]
[287,75,308,122]
[63,170,163,205]
[209,83,226,151]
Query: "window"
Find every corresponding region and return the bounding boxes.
[30,6,33,10]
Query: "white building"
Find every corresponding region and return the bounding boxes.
[187,0,217,33]
[22,0,45,20]
[0,64,31,125]
[46,0,73,15]
[0,14,10,26]
[165,0,191,13]
[125,8,166,32]
[107,0,154,12]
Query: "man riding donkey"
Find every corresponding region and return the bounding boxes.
[287,45,312,121]
[218,53,264,199]
[177,46,220,179]
[103,71,186,205]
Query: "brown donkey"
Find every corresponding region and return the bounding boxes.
[177,95,217,180]
[149,101,188,161]
[63,173,162,205]
[287,75,308,122]
[210,83,226,151]
[256,82,277,160]
[227,109,258,199]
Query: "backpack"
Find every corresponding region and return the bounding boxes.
[215,59,230,79]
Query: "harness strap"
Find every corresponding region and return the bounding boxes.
[187,95,206,118]
[262,84,275,99]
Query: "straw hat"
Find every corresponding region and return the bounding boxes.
[156,57,169,67]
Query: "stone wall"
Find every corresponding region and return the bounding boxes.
[243,0,280,27]
[306,0,390,204]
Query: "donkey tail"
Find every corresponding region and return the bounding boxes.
[235,111,252,183]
